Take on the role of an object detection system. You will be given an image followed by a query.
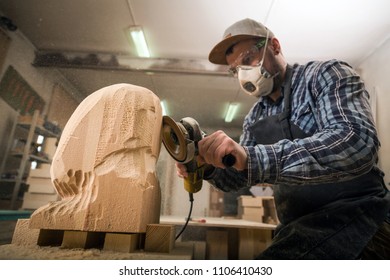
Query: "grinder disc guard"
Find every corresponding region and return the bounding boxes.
[162,116,194,163]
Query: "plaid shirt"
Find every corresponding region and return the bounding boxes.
[207,59,382,191]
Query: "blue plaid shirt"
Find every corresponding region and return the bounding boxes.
[207,59,382,191]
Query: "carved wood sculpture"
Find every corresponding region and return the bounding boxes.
[29,83,162,233]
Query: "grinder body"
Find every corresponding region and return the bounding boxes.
[162,116,236,194]
[162,116,205,193]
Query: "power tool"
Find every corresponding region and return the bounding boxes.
[161,116,205,193]
[161,116,236,194]
[161,116,236,240]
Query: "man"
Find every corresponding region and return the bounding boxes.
[177,18,390,259]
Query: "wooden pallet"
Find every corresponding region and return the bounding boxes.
[10,219,190,259]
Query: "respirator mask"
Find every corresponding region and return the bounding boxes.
[230,31,278,97]
[237,61,276,97]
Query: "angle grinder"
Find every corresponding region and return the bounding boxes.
[161,116,236,194]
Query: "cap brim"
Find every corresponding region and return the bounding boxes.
[208,34,263,65]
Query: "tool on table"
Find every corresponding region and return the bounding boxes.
[161,116,235,239]
[188,217,206,223]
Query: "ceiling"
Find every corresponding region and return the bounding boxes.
[0,0,389,139]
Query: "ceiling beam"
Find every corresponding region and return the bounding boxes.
[33,51,229,76]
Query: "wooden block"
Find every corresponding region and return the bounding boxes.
[145,224,175,253]
[238,195,263,207]
[206,230,228,260]
[103,233,140,253]
[239,213,263,223]
[61,230,105,249]
[238,206,264,216]
[11,219,40,246]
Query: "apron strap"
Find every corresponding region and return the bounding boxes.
[278,64,294,140]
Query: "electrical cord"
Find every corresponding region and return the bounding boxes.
[175,192,194,240]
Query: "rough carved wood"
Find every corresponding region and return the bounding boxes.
[29,83,162,233]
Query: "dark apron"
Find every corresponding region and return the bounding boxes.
[249,65,390,259]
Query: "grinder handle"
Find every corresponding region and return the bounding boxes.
[222,154,236,167]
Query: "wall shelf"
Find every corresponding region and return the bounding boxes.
[0,110,59,209]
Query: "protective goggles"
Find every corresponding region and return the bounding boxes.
[228,39,268,77]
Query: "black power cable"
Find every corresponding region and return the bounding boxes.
[175,192,194,240]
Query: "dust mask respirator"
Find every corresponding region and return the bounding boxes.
[237,63,276,97]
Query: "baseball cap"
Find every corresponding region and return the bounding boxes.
[208,18,275,65]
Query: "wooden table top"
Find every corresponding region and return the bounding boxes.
[160,215,277,230]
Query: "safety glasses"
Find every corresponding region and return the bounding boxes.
[228,39,268,77]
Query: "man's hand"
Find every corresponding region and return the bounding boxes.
[175,130,247,178]
[198,130,247,170]
[176,162,189,178]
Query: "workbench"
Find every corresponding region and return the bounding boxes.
[161,216,276,259]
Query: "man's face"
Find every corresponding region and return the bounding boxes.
[226,38,284,98]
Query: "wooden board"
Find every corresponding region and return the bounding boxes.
[160,216,276,230]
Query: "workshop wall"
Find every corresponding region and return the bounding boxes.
[0,28,81,160]
[358,37,390,189]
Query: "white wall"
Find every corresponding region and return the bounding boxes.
[358,37,390,189]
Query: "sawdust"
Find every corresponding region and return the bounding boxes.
[0,243,192,260]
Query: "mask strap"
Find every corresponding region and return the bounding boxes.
[258,28,271,67]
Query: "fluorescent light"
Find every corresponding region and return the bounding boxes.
[37,135,44,144]
[160,100,168,116]
[224,103,239,122]
[127,26,150,57]
[31,161,37,169]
